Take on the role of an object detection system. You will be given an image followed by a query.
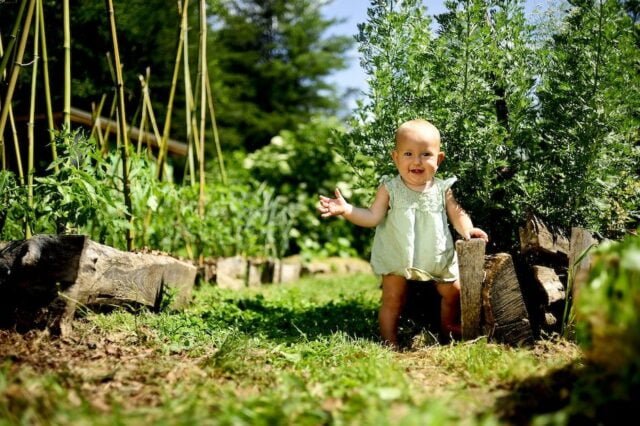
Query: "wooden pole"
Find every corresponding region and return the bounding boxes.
[197,0,207,217]
[0,0,28,80]
[38,0,58,170]
[62,0,70,128]
[455,238,486,340]
[105,0,133,250]
[0,0,36,170]
[26,0,41,238]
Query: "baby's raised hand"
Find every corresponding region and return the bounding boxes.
[318,188,351,218]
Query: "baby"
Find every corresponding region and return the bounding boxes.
[319,119,488,347]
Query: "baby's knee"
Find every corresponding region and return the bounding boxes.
[437,281,460,302]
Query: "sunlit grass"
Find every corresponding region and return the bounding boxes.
[1,273,587,425]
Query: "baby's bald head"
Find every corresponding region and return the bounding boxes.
[395,119,441,149]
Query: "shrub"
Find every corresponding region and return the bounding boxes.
[575,233,640,373]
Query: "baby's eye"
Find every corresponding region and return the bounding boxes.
[421,152,432,157]
[403,152,412,157]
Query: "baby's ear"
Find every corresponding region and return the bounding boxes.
[437,151,445,165]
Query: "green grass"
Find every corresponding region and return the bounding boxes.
[0,274,590,425]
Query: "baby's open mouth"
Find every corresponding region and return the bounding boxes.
[410,169,424,174]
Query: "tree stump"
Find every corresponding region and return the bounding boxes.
[0,234,197,335]
[483,253,534,346]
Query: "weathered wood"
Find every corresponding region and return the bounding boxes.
[519,214,569,259]
[532,265,565,305]
[482,253,533,346]
[0,235,197,335]
[456,239,486,340]
[569,227,597,296]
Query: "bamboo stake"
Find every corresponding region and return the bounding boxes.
[105,0,133,251]
[0,36,24,184]
[136,68,151,155]
[102,93,118,153]
[91,98,107,152]
[0,0,36,170]
[38,0,58,171]
[139,75,163,153]
[181,1,196,186]
[205,69,227,185]
[197,0,207,217]
[62,0,71,128]
[8,106,23,184]
[0,0,28,81]
[103,52,118,149]
[90,94,107,145]
[156,0,188,181]
[26,0,41,238]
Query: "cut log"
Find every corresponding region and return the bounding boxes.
[0,235,196,335]
[456,239,486,340]
[532,265,565,305]
[482,253,533,346]
[569,227,597,296]
[519,214,569,260]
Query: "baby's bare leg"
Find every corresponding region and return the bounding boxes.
[379,274,408,348]
[436,280,461,339]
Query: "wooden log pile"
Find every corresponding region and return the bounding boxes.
[455,214,598,345]
[456,240,534,346]
[0,235,197,336]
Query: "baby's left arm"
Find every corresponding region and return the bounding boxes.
[445,189,489,242]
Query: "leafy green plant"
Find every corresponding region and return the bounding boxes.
[575,233,640,372]
[34,129,129,243]
[531,0,640,236]
[244,116,370,258]
[0,170,28,240]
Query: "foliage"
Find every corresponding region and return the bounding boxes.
[243,116,371,258]
[1,130,296,260]
[0,274,588,425]
[208,0,353,152]
[0,170,27,240]
[530,0,640,236]
[34,129,129,243]
[575,233,640,373]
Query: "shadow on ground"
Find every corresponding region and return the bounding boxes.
[493,361,639,425]
[202,280,444,346]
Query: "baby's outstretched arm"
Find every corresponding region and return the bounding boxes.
[318,186,389,228]
[445,189,489,241]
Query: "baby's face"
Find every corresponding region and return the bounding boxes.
[392,125,444,190]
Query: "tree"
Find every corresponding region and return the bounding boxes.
[532,0,640,234]
[208,0,353,152]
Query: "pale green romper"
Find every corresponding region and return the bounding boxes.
[370,175,459,282]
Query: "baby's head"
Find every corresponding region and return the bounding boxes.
[394,119,441,150]
[392,119,444,187]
